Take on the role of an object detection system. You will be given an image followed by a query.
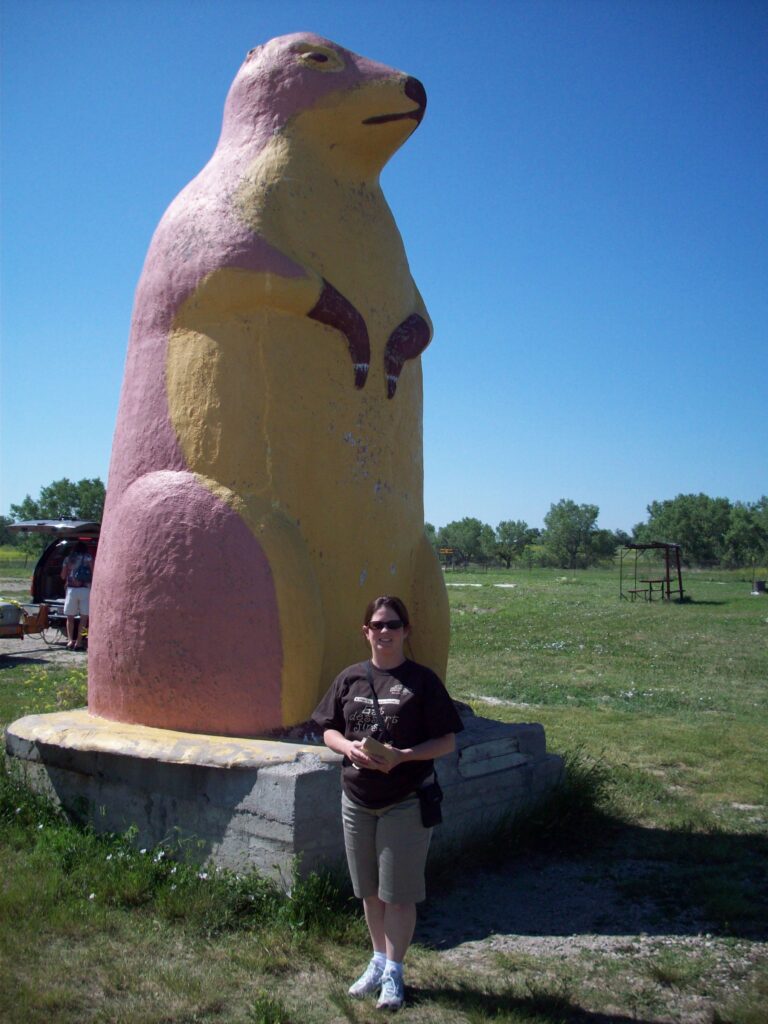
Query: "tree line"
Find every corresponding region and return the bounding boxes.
[428,494,768,570]
[1,478,106,556]
[3,480,766,570]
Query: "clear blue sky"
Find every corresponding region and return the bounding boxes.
[2,0,766,533]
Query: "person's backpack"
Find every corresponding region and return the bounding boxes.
[72,556,93,586]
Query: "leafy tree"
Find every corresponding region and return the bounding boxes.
[635,493,732,566]
[520,545,535,570]
[754,495,768,528]
[478,523,498,564]
[436,517,496,564]
[591,528,620,562]
[754,496,768,567]
[9,477,105,523]
[424,522,438,550]
[543,499,600,569]
[9,477,105,556]
[0,515,18,546]
[722,500,768,568]
[495,520,537,568]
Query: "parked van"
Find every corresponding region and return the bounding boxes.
[8,520,100,635]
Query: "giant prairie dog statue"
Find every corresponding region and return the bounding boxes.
[89,33,449,735]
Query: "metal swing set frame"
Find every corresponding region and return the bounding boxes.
[619,542,685,602]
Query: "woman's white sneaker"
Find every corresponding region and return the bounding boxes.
[376,971,405,1010]
[348,959,384,997]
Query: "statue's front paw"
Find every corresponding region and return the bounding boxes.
[308,279,370,388]
[383,313,431,398]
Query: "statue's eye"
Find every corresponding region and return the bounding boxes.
[295,46,343,71]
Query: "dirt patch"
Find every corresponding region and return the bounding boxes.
[0,633,87,667]
[418,852,765,1021]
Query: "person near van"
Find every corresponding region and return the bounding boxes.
[312,595,463,1011]
[61,540,93,650]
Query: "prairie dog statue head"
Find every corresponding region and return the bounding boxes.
[220,33,426,177]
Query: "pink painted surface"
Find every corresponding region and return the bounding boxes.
[89,472,283,736]
[93,34,430,734]
[105,33,412,504]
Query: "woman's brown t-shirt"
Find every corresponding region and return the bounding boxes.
[312,659,464,808]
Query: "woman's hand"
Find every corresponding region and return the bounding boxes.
[347,739,404,773]
[324,729,455,774]
[323,729,411,773]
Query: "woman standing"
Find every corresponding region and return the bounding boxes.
[312,595,463,1011]
[60,540,94,650]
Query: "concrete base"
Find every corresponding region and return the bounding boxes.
[5,707,563,886]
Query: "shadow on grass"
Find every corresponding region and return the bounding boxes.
[0,642,72,667]
[412,982,657,1024]
[419,817,767,949]
[0,654,64,668]
[419,752,766,950]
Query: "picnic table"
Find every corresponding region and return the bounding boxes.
[641,578,668,599]
[627,578,667,601]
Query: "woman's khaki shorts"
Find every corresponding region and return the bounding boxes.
[63,587,90,617]
[341,791,432,904]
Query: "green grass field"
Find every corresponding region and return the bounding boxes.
[1,567,766,1023]
[0,545,38,575]
[445,569,767,832]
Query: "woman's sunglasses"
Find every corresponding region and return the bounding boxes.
[366,619,404,631]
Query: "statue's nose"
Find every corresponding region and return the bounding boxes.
[404,77,427,113]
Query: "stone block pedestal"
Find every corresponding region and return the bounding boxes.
[5,707,563,885]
